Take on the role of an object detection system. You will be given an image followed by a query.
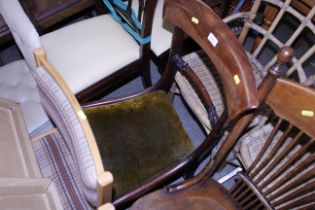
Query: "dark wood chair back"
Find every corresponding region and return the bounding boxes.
[130,40,315,209]
[230,77,315,210]
[101,0,157,46]
[92,0,158,89]
[161,0,259,121]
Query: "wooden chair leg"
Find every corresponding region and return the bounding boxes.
[142,66,152,87]
[141,46,153,87]
[183,161,199,179]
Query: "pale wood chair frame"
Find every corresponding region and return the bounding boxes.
[34,48,114,209]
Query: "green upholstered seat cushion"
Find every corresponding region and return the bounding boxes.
[83,91,194,199]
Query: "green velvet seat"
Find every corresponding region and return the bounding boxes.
[84,91,194,198]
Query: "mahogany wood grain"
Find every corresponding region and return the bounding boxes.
[233,79,315,210]
[129,48,296,210]
[163,0,258,121]
[131,179,240,210]
[266,78,315,138]
[177,58,219,127]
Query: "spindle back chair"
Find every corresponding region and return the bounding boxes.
[230,77,315,209]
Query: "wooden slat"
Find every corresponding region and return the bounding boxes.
[272,181,315,207]
[267,167,315,200]
[276,193,315,210]
[261,139,313,192]
[251,123,293,178]
[248,118,283,175]
[239,193,257,207]
[237,187,253,205]
[257,131,304,188]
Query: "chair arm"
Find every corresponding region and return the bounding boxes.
[163,0,259,121]
[34,48,109,206]
[97,171,114,206]
[172,54,219,127]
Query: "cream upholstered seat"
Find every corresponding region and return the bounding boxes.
[40,15,139,94]
[1,0,172,94]
[0,0,157,102]
[0,60,49,134]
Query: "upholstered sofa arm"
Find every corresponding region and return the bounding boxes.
[0,0,41,70]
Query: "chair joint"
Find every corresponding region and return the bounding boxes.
[172,54,189,72]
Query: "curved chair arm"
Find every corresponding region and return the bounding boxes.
[34,48,113,207]
[167,47,294,193]
[0,0,41,70]
[163,0,258,121]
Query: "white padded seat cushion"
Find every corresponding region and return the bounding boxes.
[150,0,173,57]
[0,60,49,133]
[40,15,140,94]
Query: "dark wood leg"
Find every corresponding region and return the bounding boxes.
[142,59,152,87]
[141,44,153,87]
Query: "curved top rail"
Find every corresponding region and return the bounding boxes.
[163,0,259,120]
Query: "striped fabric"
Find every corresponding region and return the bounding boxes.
[32,64,99,206]
[32,131,92,210]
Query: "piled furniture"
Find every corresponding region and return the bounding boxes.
[129,1,314,209]
[175,0,315,133]
[0,0,158,103]
[0,0,96,47]
[24,0,259,206]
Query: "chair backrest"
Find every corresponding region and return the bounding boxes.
[0,0,41,70]
[230,78,315,210]
[160,45,312,209]
[100,0,157,46]
[224,0,315,83]
[32,49,112,207]
[162,0,259,121]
